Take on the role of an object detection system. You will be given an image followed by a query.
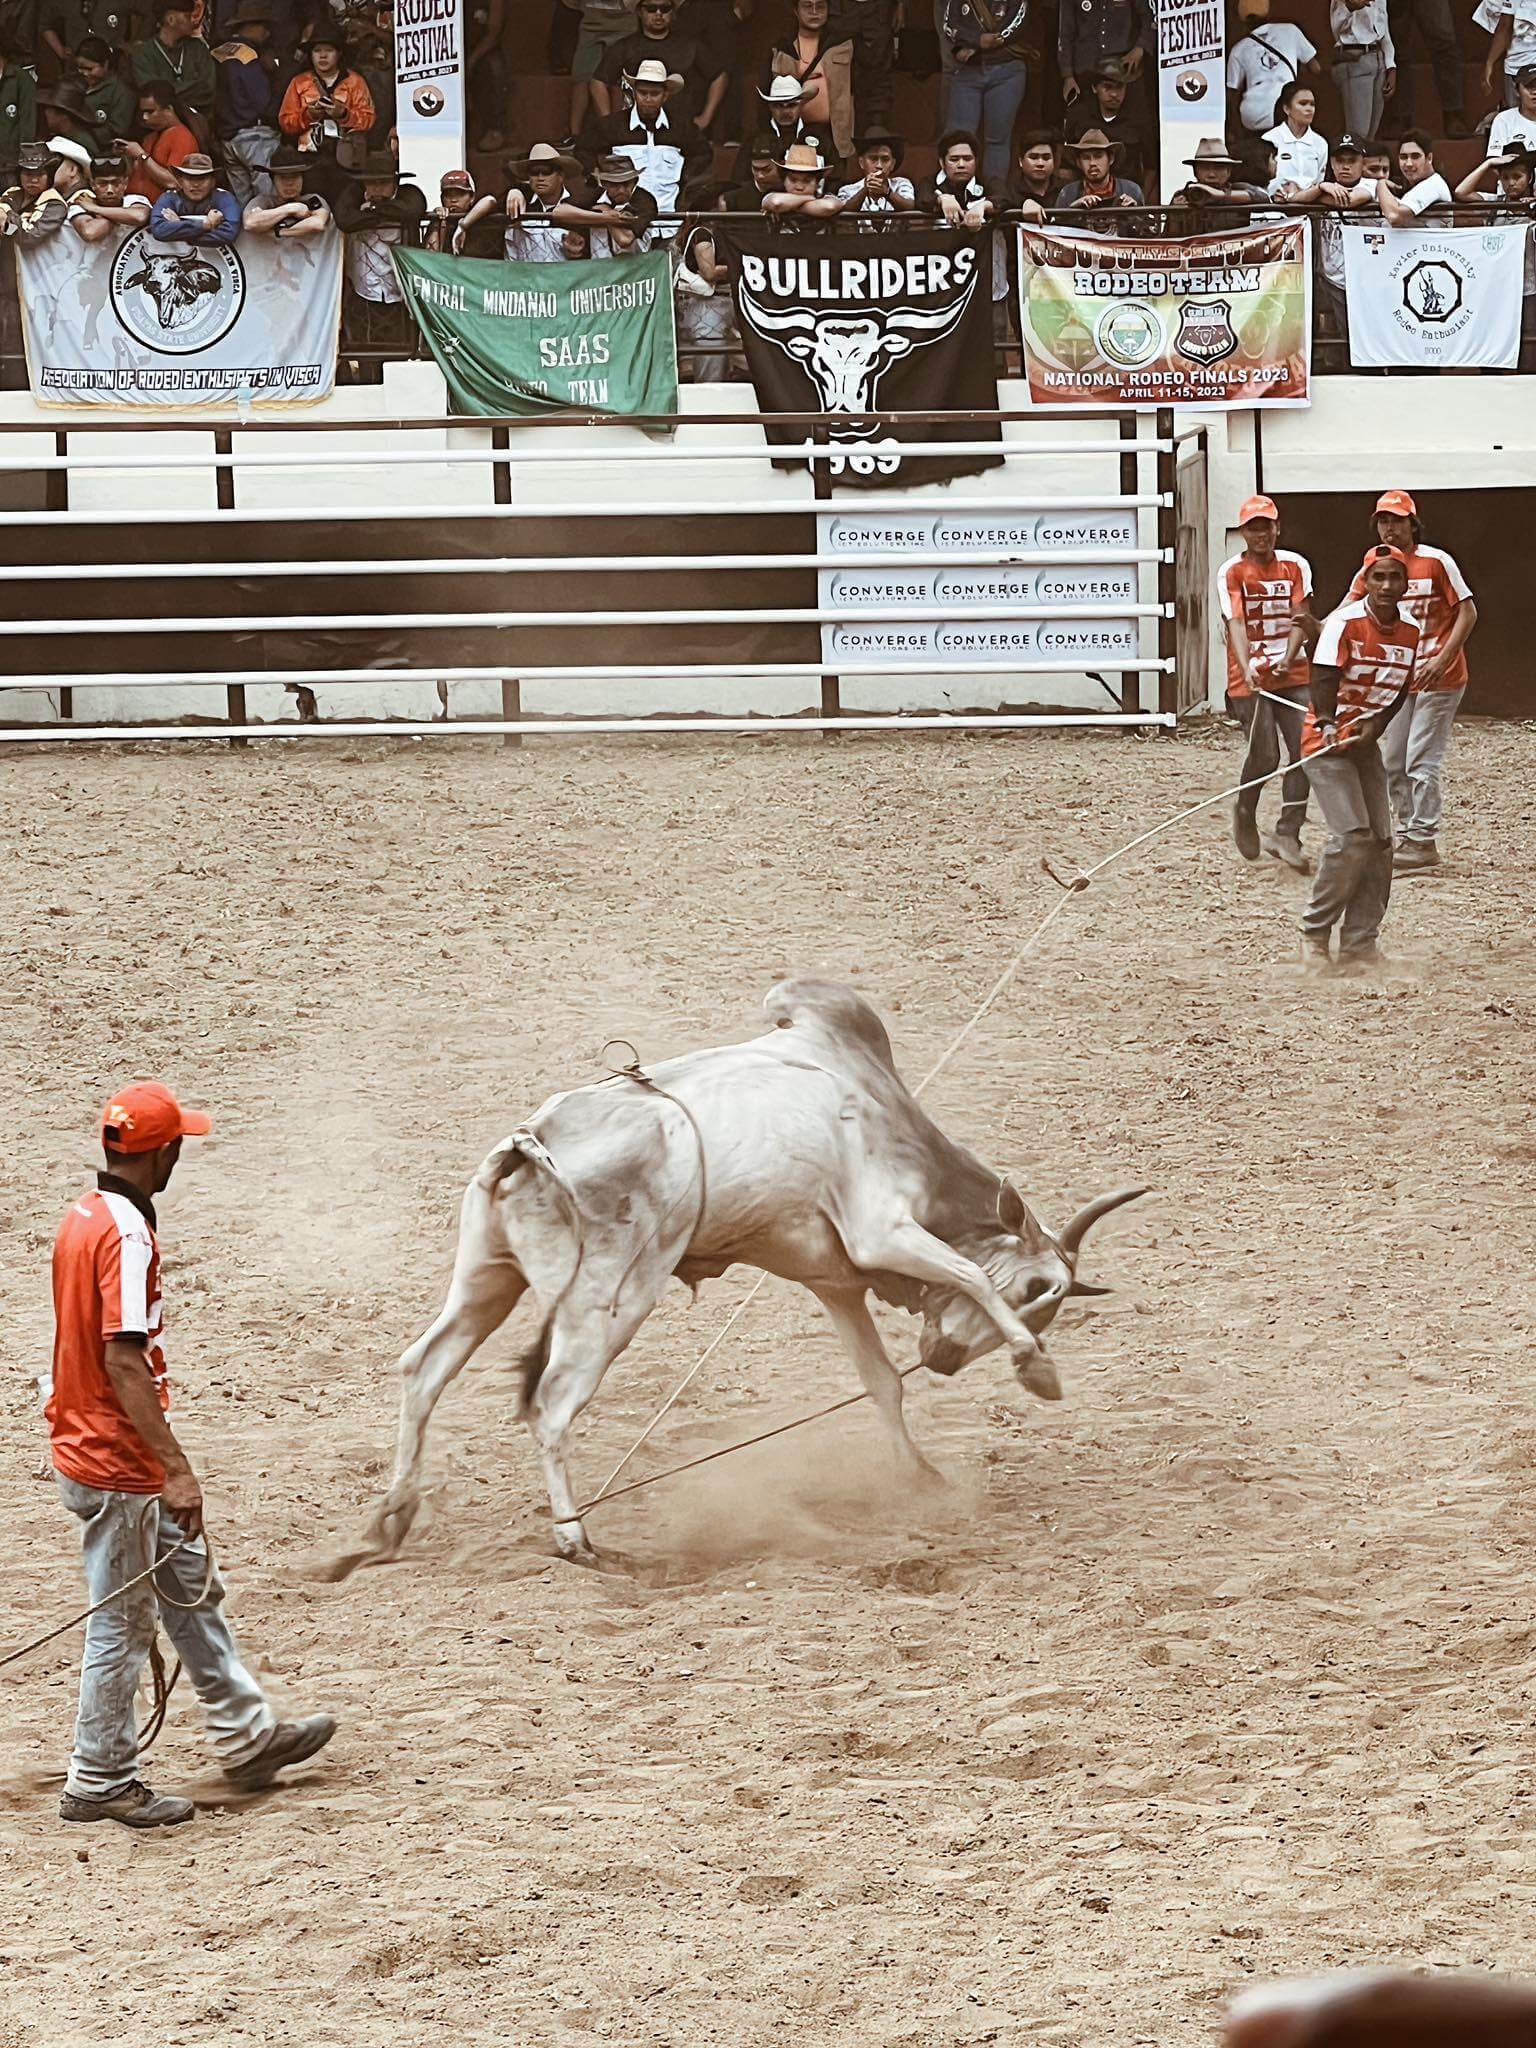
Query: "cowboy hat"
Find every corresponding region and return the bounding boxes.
[46,134,92,171]
[1064,126,1123,155]
[509,139,582,181]
[353,147,407,178]
[1184,136,1245,168]
[268,144,314,174]
[622,56,684,94]
[852,121,905,166]
[593,151,641,182]
[1090,53,1129,82]
[16,142,54,171]
[224,0,277,22]
[173,152,217,176]
[777,139,828,173]
[759,73,812,106]
[36,78,90,118]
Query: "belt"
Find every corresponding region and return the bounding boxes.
[1334,41,1384,56]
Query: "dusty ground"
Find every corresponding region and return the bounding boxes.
[1,723,1534,2048]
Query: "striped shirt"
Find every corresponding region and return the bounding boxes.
[48,1176,169,1493]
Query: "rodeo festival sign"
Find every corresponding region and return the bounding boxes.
[17,223,341,409]
[1015,221,1312,410]
[721,226,1002,489]
[395,0,464,200]
[1157,0,1226,203]
[1342,223,1526,369]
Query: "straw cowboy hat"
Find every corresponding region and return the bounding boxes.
[1184,136,1245,169]
[1064,126,1124,156]
[759,73,813,107]
[777,139,828,174]
[852,121,905,166]
[509,140,583,181]
[623,55,684,94]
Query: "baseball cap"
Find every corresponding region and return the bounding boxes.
[1237,493,1279,524]
[1361,542,1410,571]
[440,167,475,192]
[1331,133,1365,155]
[101,1081,212,1154]
[1515,60,1536,82]
[1374,488,1416,517]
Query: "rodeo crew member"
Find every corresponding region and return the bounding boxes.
[47,1082,336,1829]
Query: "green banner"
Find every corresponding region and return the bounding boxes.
[392,246,678,418]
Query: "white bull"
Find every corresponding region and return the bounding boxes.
[340,981,1143,1571]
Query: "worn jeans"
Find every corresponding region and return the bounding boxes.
[1386,0,1464,119]
[1378,685,1463,842]
[1301,742,1394,952]
[56,1474,274,1800]
[1229,684,1310,840]
[1331,45,1388,139]
[222,123,279,207]
[946,55,1030,183]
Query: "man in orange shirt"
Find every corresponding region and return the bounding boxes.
[1296,545,1419,972]
[1217,493,1314,873]
[122,81,200,199]
[49,1082,334,1830]
[1345,488,1477,872]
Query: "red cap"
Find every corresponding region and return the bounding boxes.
[1237,494,1279,525]
[100,1082,212,1155]
[1374,489,1416,518]
[1361,542,1411,572]
[440,168,474,192]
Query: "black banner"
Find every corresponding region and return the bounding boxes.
[721,227,1004,490]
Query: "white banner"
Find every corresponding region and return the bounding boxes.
[1158,0,1226,206]
[18,221,341,409]
[1342,223,1526,369]
[395,0,464,200]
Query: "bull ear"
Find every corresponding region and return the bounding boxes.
[1067,1280,1114,1297]
[997,1179,1027,1236]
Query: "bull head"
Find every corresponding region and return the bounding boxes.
[737,290,975,418]
[917,1184,1146,1387]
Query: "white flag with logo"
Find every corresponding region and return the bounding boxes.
[1343,222,1527,368]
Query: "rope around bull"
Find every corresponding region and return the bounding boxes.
[0,736,1345,1666]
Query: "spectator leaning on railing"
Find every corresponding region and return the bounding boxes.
[69,148,150,239]
[1059,123,1144,207]
[1329,0,1394,142]
[503,140,588,261]
[1009,126,1066,206]
[723,131,784,209]
[334,147,423,366]
[1455,142,1536,363]
[759,135,843,221]
[1375,127,1452,219]
[149,147,239,240]
[561,149,661,254]
[674,174,739,382]
[1314,132,1371,340]
[240,140,329,235]
[835,120,915,218]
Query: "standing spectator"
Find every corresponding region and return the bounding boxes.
[1296,545,1418,971]
[561,148,661,253]
[595,0,727,129]
[1386,0,1469,134]
[70,149,151,240]
[1343,490,1476,870]
[764,0,855,162]
[1266,79,1330,193]
[1314,132,1370,340]
[278,31,374,163]
[757,70,833,154]
[723,130,783,206]
[683,0,754,137]
[1060,125,1144,206]
[211,0,281,204]
[43,0,143,67]
[1058,0,1151,120]
[0,31,37,190]
[1486,61,1536,145]
[833,0,896,131]
[941,0,1029,184]
[36,80,99,155]
[1066,54,1151,189]
[421,166,504,255]
[1227,1,1319,137]
[465,0,506,153]
[1009,126,1065,205]
[123,82,199,198]
[1330,0,1395,142]
[334,147,424,372]
[1479,2,1536,109]
[674,175,739,380]
[581,55,709,211]
[241,141,330,231]
[149,148,241,239]
[1375,126,1451,219]
[75,36,139,151]
[569,0,636,138]
[503,139,587,261]
[131,0,216,123]
[760,134,844,218]
[1219,493,1314,872]
[835,120,915,217]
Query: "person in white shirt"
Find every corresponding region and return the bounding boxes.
[834,123,915,222]
[1227,4,1319,134]
[1329,0,1396,139]
[1477,0,1536,105]
[1376,128,1452,221]
[1487,63,1536,147]
[1266,80,1330,193]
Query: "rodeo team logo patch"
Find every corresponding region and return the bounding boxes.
[109,228,246,355]
[413,83,445,116]
[1176,299,1237,364]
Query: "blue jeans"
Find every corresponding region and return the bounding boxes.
[57,1475,274,1799]
[945,55,1029,183]
[1378,685,1463,841]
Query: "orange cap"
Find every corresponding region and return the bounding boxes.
[1237,494,1279,525]
[1361,542,1410,572]
[1374,489,1416,517]
[100,1082,212,1155]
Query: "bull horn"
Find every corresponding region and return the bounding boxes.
[1056,1185,1147,1258]
[1067,1280,1114,1297]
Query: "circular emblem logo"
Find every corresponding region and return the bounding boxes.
[1095,301,1163,367]
[1176,67,1208,100]
[413,83,445,116]
[1401,257,1463,325]
[109,227,245,354]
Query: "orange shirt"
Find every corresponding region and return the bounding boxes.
[1301,598,1420,757]
[128,122,199,202]
[48,1177,169,1494]
[278,67,376,147]
[1217,548,1312,697]
[1345,544,1471,691]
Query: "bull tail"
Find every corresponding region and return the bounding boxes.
[481,1127,586,1415]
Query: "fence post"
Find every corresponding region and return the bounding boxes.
[810,419,839,726]
[1156,407,1177,720]
[47,432,73,722]
[491,423,521,743]
[1117,413,1139,714]
[213,427,247,744]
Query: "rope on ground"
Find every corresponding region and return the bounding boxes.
[582,733,1352,1517]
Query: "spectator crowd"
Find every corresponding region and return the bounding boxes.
[0,0,1532,380]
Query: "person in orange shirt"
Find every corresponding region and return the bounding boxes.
[1295,545,1419,972]
[1217,493,1315,874]
[48,1082,335,1830]
[278,30,375,164]
[1345,488,1477,873]
[122,81,200,200]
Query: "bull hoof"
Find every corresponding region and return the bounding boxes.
[1017,1355,1063,1402]
[552,1522,600,1567]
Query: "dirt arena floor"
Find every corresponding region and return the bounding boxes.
[2,721,1534,2048]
